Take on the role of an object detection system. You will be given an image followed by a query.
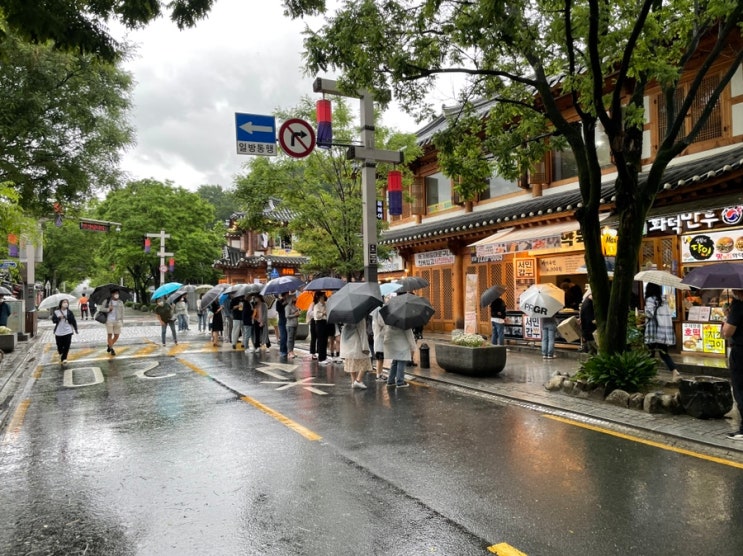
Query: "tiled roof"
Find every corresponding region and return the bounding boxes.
[381,144,743,245]
[215,245,308,268]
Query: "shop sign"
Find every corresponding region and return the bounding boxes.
[538,254,586,276]
[464,274,478,334]
[682,322,725,354]
[681,227,743,262]
[378,252,404,272]
[473,243,508,260]
[470,250,504,263]
[515,258,536,278]
[414,249,455,267]
[647,205,743,236]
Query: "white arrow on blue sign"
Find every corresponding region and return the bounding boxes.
[235,113,277,157]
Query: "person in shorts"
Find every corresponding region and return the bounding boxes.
[101,288,124,356]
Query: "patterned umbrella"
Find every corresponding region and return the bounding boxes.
[518,283,565,318]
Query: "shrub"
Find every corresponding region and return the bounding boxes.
[125,301,134,307]
[575,350,658,393]
[451,331,488,347]
[626,310,646,351]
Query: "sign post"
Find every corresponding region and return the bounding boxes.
[146,230,173,286]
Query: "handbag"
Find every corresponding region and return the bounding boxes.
[95,312,107,324]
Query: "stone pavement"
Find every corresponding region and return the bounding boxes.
[2,311,742,462]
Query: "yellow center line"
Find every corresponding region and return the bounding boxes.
[488,542,528,555]
[546,414,743,469]
[178,358,321,441]
[167,343,189,356]
[67,348,95,361]
[135,344,160,357]
[1,399,31,445]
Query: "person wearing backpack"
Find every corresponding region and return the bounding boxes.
[154,298,178,347]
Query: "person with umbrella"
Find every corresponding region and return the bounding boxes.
[313,292,330,365]
[722,289,743,440]
[175,295,190,332]
[285,294,301,359]
[196,294,208,333]
[209,299,224,347]
[383,321,417,388]
[643,282,680,380]
[340,316,371,389]
[100,287,124,356]
[489,294,507,346]
[579,287,597,354]
[51,298,78,366]
[252,294,270,352]
[154,297,178,347]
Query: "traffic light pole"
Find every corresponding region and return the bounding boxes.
[312,77,403,284]
[146,230,173,285]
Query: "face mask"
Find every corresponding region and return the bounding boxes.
[61,303,68,309]
[157,300,164,306]
[112,294,119,300]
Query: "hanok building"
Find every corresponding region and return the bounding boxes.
[380,54,743,359]
[213,202,308,284]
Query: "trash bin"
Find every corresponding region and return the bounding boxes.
[419,343,430,368]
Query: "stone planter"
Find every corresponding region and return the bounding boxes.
[434,343,507,376]
[295,322,309,341]
[678,375,733,419]
[0,333,17,353]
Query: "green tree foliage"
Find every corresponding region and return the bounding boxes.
[234,97,420,279]
[0,0,215,61]
[0,33,134,214]
[93,179,223,301]
[196,185,237,226]
[286,0,743,354]
[36,217,106,292]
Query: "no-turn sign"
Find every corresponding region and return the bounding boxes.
[278,119,316,158]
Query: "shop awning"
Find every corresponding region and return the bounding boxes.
[468,227,515,247]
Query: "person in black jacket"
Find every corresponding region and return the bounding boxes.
[579,290,597,354]
[490,297,507,346]
[51,299,78,366]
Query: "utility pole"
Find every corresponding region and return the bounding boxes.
[313,77,404,283]
[146,230,173,285]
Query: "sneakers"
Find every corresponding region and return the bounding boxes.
[318,360,329,366]
[726,431,743,440]
[548,355,555,359]
[352,381,367,389]
[376,375,387,382]
[311,354,317,360]
[106,346,112,353]
[542,355,548,359]
[110,348,116,356]
[396,382,409,388]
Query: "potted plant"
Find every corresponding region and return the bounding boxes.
[0,325,17,353]
[434,331,507,376]
[296,310,309,340]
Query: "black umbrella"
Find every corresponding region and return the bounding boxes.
[480,284,506,308]
[304,277,346,291]
[228,283,262,298]
[681,262,743,290]
[261,276,305,295]
[200,284,229,308]
[380,294,435,330]
[395,276,430,293]
[326,282,383,324]
[167,288,190,305]
[89,283,133,304]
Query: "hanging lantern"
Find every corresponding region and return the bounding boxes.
[144,237,151,253]
[387,170,403,216]
[169,257,175,272]
[316,99,332,148]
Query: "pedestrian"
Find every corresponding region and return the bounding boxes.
[383,322,416,388]
[340,317,371,389]
[51,298,78,366]
[489,295,507,346]
[328,320,341,362]
[541,315,557,359]
[210,300,223,346]
[308,293,319,360]
[371,305,386,381]
[643,282,680,380]
[0,294,11,326]
[276,292,289,357]
[561,278,583,310]
[79,292,90,320]
[175,296,189,331]
[100,288,124,356]
[241,294,255,353]
[230,297,244,349]
[88,297,97,320]
[252,294,270,351]
[154,298,178,346]
[313,292,330,365]
[285,294,300,359]
[220,292,232,343]
[722,289,743,440]
[579,288,597,354]
[196,294,207,332]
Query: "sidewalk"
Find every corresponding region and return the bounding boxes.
[3,313,742,461]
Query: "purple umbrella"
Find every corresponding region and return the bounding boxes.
[681,262,743,290]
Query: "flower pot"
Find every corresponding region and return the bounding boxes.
[434,343,507,376]
[295,322,309,341]
[0,333,17,353]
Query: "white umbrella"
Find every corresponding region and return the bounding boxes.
[38,293,78,310]
[518,283,565,318]
[634,270,690,290]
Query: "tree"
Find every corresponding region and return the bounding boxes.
[287,0,743,354]
[94,179,224,301]
[196,185,237,226]
[0,0,214,61]
[233,97,420,279]
[0,33,134,215]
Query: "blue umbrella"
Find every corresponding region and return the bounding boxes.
[261,276,305,295]
[151,282,183,300]
[380,282,402,296]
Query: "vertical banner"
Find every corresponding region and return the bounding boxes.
[464,273,478,334]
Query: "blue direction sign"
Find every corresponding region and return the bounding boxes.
[235,113,277,157]
[0,260,17,269]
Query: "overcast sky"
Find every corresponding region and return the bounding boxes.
[114,0,447,191]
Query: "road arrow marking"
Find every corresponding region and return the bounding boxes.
[239,121,273,134]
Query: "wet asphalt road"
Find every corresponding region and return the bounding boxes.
[2,331,743,555]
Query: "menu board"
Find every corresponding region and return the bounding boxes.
[687,306,711,321]
[682,322,725,354]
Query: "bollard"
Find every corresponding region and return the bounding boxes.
[419,343,430,368]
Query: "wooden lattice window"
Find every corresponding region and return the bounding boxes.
[411,177,425,215]
[657,73,723,146]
